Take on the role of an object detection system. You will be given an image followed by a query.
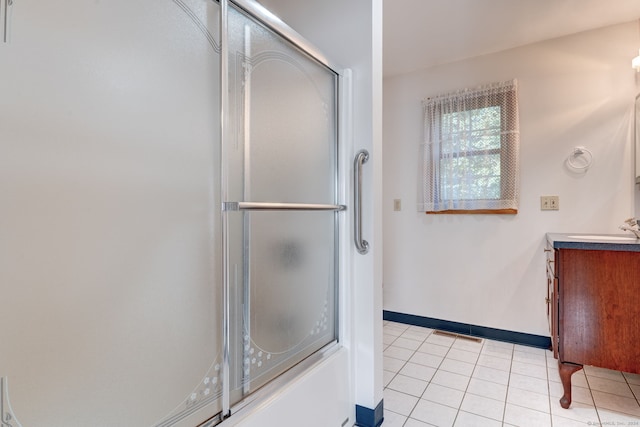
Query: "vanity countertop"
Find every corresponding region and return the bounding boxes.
[547,233,640,252]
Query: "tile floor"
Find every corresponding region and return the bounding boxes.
[382,321,640,427]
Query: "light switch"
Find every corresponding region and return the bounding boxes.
[540,196,559,211]
[393,199,402,211]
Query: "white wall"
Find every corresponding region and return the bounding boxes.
[383,22,640,337]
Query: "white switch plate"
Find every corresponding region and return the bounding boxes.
[540,195,559,211]
[393,199,402,211]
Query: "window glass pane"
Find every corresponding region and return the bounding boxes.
[441,106,501,154]
[440,153,501,200]
[439,105,502,201]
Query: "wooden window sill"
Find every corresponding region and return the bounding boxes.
[425,209,517,215]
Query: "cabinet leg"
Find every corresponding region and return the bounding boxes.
[558,361,583,409]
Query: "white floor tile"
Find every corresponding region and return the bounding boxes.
[410,399,458,427]
[383,334,398,345]
[503,403,551,427]
[401,330,430,342]
[431,369,470,392]
[446,348,480,364]
[623,371,640,386]
[631,383,640,399]
[512,349,546,367]
[383,388,419,417]
[510,360,548,380]
[549,399,598,424]
[476,354,511,372]
[459,393,504,421]
[383,345,415,361]
[597,408,640,424]
[380,409,406,427]
[472,365,510,385]
[591,390,640,416]
[387,374,428,397]
[466,377,507,402]
[403,418,430,427]
[550,413,595,427]
[547,380,563,398]
[453,411,501,427]
[480,345,513,360]
[383,326,405,337]
[383,369,396,387]
[547,364,559,380]
[570,370,589,388]
[439,358,475,377]
[584,365,626,382]
[383,355,406,373]
[409,351,443,368]
[570,386,596,406]
[508,372,549,395]
[451,338,483,353]
[587,376,635,398]
[422,383,464,409]
[417,342,450,357]
[393,337,423,351]
[514,344,547,355]
[409,325,433,335]
[507,386,550,413]
[383,324,402,331]
[399,362,437,382]
[486,339,513,349]
[425,334,456,347]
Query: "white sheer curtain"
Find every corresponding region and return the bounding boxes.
[419,79,520,213]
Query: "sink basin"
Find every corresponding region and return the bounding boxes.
[568,235,638,241]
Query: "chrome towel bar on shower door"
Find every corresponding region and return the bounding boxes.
[354,149,369,255]
[223,202,346,211]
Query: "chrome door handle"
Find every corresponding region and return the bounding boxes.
[354,150,369,255]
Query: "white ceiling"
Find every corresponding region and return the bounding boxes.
[383,0,640,77]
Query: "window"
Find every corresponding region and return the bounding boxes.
[419,79,520,214]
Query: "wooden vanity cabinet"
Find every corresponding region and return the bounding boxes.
[547,244,640,408]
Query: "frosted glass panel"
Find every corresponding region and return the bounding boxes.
[224,3,339,401]
[0,1,222,426]
[225,5,337,204]
[248,62,336,203]
[245,211,336,388]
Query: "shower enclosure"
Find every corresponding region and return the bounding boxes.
[0,0,345,425]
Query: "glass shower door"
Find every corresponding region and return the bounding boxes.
[222,1,342,405]
[0,1,223,426]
